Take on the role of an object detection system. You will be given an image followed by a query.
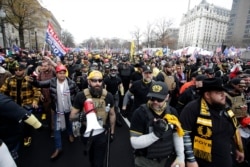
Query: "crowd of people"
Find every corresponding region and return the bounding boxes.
[1,49,250,167]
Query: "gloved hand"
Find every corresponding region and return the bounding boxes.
[153,119,167,138]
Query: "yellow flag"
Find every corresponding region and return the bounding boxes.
[155,49,163,57]
[130,41,135,61]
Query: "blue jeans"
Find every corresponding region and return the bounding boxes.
[53,112,73,150]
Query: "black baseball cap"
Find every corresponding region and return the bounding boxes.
[147,81,168,100]
[142,65,152,73]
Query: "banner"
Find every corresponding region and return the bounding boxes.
[45,22,68,57]
[130,41,135,61]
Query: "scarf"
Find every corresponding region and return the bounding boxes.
[56,79,72,131]
[163,114,184,137]
[193,98,212,162]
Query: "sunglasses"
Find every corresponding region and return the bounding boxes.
[15,69,24,71]
[148,97,164,102]
[90,79,103,83]
[110,69,117,72]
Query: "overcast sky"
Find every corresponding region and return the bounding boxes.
[41,0,233,44]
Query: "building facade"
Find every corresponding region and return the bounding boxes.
[0,0,61,52]
[178,0,231,51]
[225,0,250,47]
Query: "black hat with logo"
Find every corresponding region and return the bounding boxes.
[147,81,168,100]
[142,65,152,73]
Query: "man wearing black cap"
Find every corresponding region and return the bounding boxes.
[180,78,244,167]
[130,81,185,167]
[130,61,144,84]
[117,56,135,93]
[204,68,215,78]
[0,63,41,148]
[5,54,19,75]
[122,65,154,121]
[155,62,179,107]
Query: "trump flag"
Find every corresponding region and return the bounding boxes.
[45,22,68,57]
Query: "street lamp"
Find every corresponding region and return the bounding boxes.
[0,8,6,49]
[35,30,38,52]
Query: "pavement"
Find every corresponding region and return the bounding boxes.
[16,115,134,167]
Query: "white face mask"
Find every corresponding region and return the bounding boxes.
[110,73,116,77]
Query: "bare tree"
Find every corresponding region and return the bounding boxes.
[144,22,155,48]
[61,30,75,48]
[2,0,46,48]
[155,17,173,47]
[131,26,143,51]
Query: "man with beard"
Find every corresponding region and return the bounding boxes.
[180,78,245,167]
[130,81,185,167]
[155,62,179,107]
[122,65,154,121]
[70,70,115,167]
[38,60,56,137]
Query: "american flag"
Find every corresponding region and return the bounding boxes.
[45,22,68,57]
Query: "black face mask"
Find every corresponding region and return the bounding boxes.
[75,71,82,76]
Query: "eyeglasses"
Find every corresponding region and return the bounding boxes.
[90,79,103,83]
[148,97,164,102]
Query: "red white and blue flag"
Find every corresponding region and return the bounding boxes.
[45,22,68,57]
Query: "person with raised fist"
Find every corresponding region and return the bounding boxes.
[130,81,185,167]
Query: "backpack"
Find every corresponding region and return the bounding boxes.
[225,92,247,118]
[161,72,176,91]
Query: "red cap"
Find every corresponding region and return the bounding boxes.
[56,65,67,73]
[240,117,250,127]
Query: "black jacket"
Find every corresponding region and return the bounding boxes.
[0,93,29,150]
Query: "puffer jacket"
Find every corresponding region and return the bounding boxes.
[33,77,80,111]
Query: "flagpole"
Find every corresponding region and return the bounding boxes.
[42,21,50,56]
[42,42,46,56]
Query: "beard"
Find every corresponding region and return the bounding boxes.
[89,85,103,97]
[209,100,226,110]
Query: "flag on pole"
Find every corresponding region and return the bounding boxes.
[45,22,68,57]
[130,41,135,61]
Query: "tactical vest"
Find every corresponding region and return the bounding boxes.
[161,72,176,91]
[140,104,174,159]
[226,93,247,118]
[83,89,108,126]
